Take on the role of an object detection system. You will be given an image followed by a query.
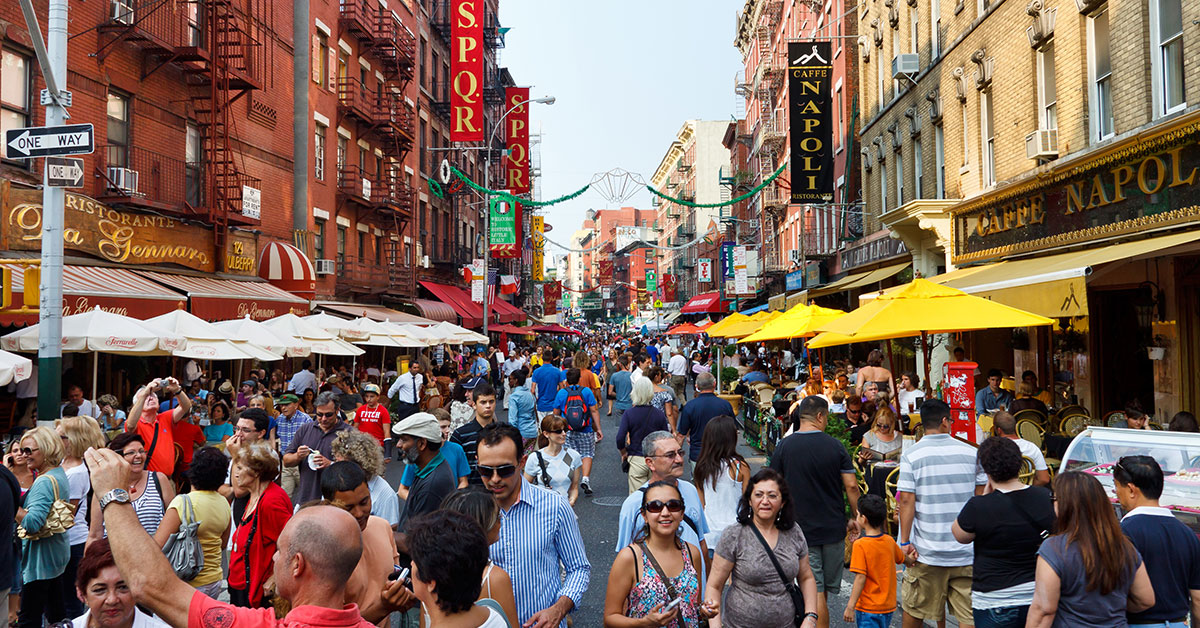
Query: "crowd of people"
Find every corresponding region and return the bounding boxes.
[4,328,1200,628]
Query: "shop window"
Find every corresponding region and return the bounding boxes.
[107,91,131,168]
[1,49,31,166]
[1151,0,1185,117]
[1037,41,1058,130]
[1088,7,1114,141]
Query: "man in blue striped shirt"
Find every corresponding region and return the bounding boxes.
[478,423,590,628]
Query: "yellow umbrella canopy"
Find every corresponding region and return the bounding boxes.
[740,304,848,343]
[814,278,1055,341]
[708,311,781,339]
[703,312,749,337]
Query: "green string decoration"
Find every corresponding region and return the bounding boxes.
[449,166,590,207]
[427,178,444,199]
[646,161,789,208]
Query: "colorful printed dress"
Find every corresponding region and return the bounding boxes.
[626,542,701,628]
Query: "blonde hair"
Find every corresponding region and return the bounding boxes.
[22,426,65,468]
[873,407,897,431]
[1018,381,1035,397]
[55,416,105,459]
[631,377,655,407]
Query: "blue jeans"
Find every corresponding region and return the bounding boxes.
[973,605,1029,628]
[855,610,893,628]
[1130,622,1188,628]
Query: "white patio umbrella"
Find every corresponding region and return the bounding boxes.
[146,310,281,362]
[0,349,32,386]
[393,322,453,345]
[264,313,365,356]
[213,315,311,358]
[430,321,488,344]
[346,317,426,348]
[304,312,370,341]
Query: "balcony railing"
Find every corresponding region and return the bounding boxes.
[374,7,416,74]
[337,164,375,204]
[338,257,389,290]
[429,80,452,122]
[338,76,377,123]
[376,173,415,216]
[337,0,376,40]
[761,182,788,209]
[375,90,415,143]
[96,145,190,213]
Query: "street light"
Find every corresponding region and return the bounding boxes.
[482,94,554,337]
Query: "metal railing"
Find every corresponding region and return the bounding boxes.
[338,76,378,122]
[97,144,189,212]
[337,0,376,39]
[337,164,375,202]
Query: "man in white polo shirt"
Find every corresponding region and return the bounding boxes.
[991,411,1050,486]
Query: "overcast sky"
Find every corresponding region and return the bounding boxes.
[498,1,744,257]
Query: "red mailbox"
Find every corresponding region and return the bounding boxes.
[943,361,978,443]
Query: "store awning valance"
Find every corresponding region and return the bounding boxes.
[807,262,910,299]
[418,280,482,328]
[138,271,308,321]
[681,291,727,314]
[258,241,316,298]
[740,303,769,315]
[0,265,186,326]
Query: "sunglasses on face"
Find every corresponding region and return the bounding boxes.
[314,411,338,418]
[477,464,519,478]
[644,499,685,513]
[20,447,38,456]
[544,429,566,434]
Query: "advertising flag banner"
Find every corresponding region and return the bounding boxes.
[531,215,544,281]
[662,273,676,303]
[733,246,749,295]
[489,197,518,258]
[720,242,736,279]
[470,259,485,303]
[646,270,658,292]
[598,259,614,286]
[505,88,530,193]
[450,0,484,142]
[789,41,834,201]
[697,258,713,283]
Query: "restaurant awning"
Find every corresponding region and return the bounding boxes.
[138,271,309,321]
[418,280,482,328]
[313,301,440,324]
[490,298,525,324]
[681,291,727,314]
[0,265,186,326]
[807,261,910,299]
[258,241,316,299]
[740,303,769,315]
[866,230,1200,318]
[398,300,456,324]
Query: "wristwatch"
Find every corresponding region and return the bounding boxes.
[98,488,131,511]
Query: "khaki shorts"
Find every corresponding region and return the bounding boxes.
[901,562,973,622]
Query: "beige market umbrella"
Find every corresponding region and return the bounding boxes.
[146,310,281,362]
[213,315,311,358]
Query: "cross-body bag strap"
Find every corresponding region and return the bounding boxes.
[748,524,792,589]
[144,416,162,465]
[536,450,551,487]
[638,541,679,600]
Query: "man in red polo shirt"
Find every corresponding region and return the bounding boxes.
[353,384,391,460]
[124,377,191,476]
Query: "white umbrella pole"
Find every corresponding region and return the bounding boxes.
[92,351,99,399]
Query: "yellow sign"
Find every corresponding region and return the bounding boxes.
[531,215,544,281]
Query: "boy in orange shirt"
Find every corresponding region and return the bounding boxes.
[844,494,908,627]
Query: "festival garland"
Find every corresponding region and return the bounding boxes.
[449,166,590,207]
[428,178,444,199]
[646,160,788,208]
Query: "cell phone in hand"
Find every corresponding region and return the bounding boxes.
[663,597,682,612]
[388,566,409,582]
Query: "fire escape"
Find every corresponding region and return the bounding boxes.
[96,0,271,268]
[338,0,417,298]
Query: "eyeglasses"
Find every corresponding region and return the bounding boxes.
[643,499,685,513]
[118,449,145,458]
[20,447,38,456]
[235,426,258,433]
[650,449,684,460]
[477,464,518,479]
[544,429,566,434]
[314,411,339,418]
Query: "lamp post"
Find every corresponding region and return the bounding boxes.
[482,95,555,337]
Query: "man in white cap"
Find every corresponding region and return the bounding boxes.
[392,412,457,555]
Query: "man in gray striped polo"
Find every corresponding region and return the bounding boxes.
[896,398,987,628]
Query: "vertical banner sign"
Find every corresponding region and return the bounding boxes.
[505,88,530,193]
[788,41,835,202]
[646,270,658,292]
[470,258,485,303]
[662,273,676,303]
[720,242,736,279]
[489,198,517,257]
[733,246,749,295]
[598,260,614,286]
[531,215,545,281]
[544,281,561,314]
[450,0,484,142]
[697,258,713,283]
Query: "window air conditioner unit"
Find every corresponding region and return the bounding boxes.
[790,249,802,263]
[314,259,336,275]
[421,255,430,268]
[106,167,140,195]
[111,0,134,24]
[1025,128,1059,159]
[892,53,919,79]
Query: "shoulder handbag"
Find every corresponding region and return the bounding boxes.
[748,524,807,627]
[162,494,205,581]
[17,474,76,540]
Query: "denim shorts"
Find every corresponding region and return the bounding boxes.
[972,604,1030,628]
[855,610,892,628]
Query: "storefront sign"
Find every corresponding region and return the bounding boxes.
[720,242,735,279]
[531,215,544,281]
[241,185,261,219]
[788,41,834,202]
[697,258,713,283]
[4,186,215,272]
[804,260,824,287]
[598,259,613,286]
[786,268,804,291]
[841,234,908,270]
[224,231,258,276]
[450,0,483,142]
[952,120,1200,263]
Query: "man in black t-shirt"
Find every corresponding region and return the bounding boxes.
[451,382,498,484]
[392,412,456,553]
[769,395,860,628]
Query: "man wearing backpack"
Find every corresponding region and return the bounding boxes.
[552,368,602,495]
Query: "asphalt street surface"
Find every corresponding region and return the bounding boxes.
[384,383,919,627]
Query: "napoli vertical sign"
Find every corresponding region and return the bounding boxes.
[788,41,834,202]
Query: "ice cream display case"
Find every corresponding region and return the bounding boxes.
[1060,427,1200,534]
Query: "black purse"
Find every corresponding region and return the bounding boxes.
[748,524,808,627]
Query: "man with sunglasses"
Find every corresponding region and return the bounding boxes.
[615,431,710,569]
[284,391,353,505]
[274,393,311,499]
[477,423,589,628]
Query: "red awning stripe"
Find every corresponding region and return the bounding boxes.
[136,271,309,321]
[259,241,315,282]
[680,291,727,314]
[9,265,187,301]
[406,299,457,324]
[418,281,482,329]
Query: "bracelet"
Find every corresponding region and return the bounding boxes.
[900,541,911,546]
[804,612,819,621]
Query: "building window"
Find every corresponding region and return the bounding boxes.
[834,86,843,150]
[877,46,887,111]
[358,230,366,261]
[336,224,347,265]
[892,26,902,96]
[337,135,347,173]
[185,123,202,207]
[1,50,31,164]
[337,50,348,86]
[981,90,995,187]
[419,120,427,174]
[931,0,941,57]
[419,38,428,89]
[960,100,970,167]
[1037,41,1057,130]
[914,139,924,199]
[314,220,326,258]
[316,32,329,87]
[880,166,888,214]
[106,91,130,168]
[895,148,904,207]
[375,234,383,265]
[1088,7,1114,141]
[314,123,326,181]
[934,123,946,198]
[910,6,918,54]
[1151,0,1185,116]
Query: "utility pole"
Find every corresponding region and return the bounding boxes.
[19,0,68,426]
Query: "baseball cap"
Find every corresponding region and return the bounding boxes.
[391,412,442,442]
[362,383,380,394]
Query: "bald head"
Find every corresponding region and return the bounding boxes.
[282,506,363,586]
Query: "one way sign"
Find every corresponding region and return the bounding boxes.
[46,157,85,188]
[5,123,94,158]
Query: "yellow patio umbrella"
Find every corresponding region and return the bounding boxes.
[740,304,848,343]
[708,311,780,339]
[703,312,749,337]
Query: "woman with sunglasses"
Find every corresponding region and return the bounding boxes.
[5,440,33,625]
[858,407,902,464]
[704,468,818,628]
[522,415,582,506]
[14,426,71,628]
[89,432,175,544]
[55,416,105,617]
[604,481,708,628]
[1027,471,1154,628]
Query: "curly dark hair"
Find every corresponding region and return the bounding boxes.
[735,468,795,530]
[408,510,488,614]
[978,435,1023,482]
[188,447,230,491]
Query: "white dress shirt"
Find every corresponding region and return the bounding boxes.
[387,371,423,404]
[667,354,689,376]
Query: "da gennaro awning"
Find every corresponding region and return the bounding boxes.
[137,271,309,321]
[0,265,187,326]
[681,291,728,314]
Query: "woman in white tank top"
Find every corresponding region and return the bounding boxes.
[692,416,751,549]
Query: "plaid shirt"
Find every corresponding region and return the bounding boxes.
[275,409,312,452]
